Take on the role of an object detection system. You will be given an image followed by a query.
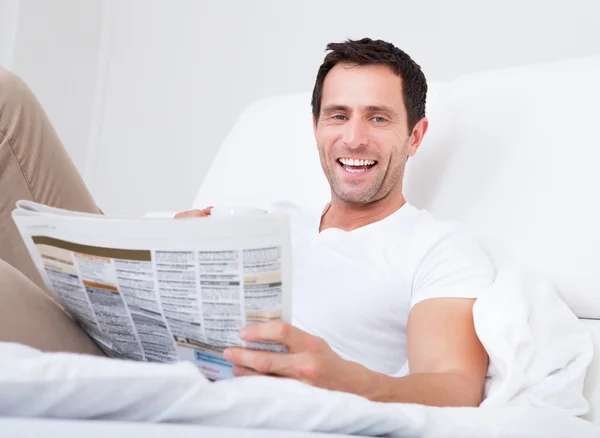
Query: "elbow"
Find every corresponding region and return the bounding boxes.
[455,373,485,407]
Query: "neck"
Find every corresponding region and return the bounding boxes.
[320,192,407,232]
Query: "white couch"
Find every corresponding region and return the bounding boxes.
[5,55,599,437]
[194,55,600,424]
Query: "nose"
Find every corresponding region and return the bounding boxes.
[342,118,368,149]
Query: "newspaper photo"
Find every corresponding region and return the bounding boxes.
[11,201,292,380]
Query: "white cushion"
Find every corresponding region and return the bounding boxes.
[2,343,598,434]
[405,55,600,319]
[193,92,329,213]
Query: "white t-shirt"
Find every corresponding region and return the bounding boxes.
[273,202,495,377]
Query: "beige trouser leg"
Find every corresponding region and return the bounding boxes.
[0,259,105,355]
[0,66,101,289]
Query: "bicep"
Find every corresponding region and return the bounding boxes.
[407,297,488,382]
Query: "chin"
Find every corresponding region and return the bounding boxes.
[334,191,375,205]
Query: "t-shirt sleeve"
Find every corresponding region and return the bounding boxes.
[410,226,495,308]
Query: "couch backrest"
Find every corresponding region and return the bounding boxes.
[194,92,329,213]
[404,55,600,320]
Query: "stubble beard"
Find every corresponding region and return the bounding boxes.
[320,140,408,206]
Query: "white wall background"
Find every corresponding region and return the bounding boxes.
[2,0,600,215]
[9,0,105,172]
[0,0,19,68]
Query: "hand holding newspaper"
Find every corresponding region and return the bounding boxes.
[11,201,292,380]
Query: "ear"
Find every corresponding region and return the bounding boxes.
[407,117,429,158]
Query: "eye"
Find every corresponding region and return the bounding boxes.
[371,116,388,123]
[332,114,348,121]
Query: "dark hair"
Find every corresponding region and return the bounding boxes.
[311,38,427,132]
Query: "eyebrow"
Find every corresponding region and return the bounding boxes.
[321,104,398,117]
[321,104,350,114]
[364,105,398,116]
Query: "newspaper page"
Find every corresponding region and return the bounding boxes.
[12,201,292,380]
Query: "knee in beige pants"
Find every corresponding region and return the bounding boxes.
[0,67,100,289]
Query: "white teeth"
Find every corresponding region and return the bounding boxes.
[339,158,376,167]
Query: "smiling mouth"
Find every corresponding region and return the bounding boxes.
[338,157,378,174]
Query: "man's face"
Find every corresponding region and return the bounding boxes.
[314,63,412,205]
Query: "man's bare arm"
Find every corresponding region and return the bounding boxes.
[224,297,488,407]
[349,297,487,406]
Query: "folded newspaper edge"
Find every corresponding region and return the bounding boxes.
[11,201,292,380]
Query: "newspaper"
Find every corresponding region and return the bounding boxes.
[11,201,292,380]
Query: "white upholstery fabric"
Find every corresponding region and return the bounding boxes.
[193,92,328,213]
[404,55,600,319]
[2,335,598,435]
[582,319,600,423]
[0,419,348,438]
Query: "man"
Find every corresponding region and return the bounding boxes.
[176,39,495,406]
[0,38,493,408]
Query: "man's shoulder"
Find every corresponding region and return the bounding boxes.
[393,203,462,240]
[393,204,491,268]
[409,212,496,304]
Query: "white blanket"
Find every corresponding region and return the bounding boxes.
[476,265,593,414]
[0,266,597,437]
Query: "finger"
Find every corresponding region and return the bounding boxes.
[174,210,204,219]
[239,321,312,351]
[174,207,213,219]
[231,364,266,377]
[224,347,297,377]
